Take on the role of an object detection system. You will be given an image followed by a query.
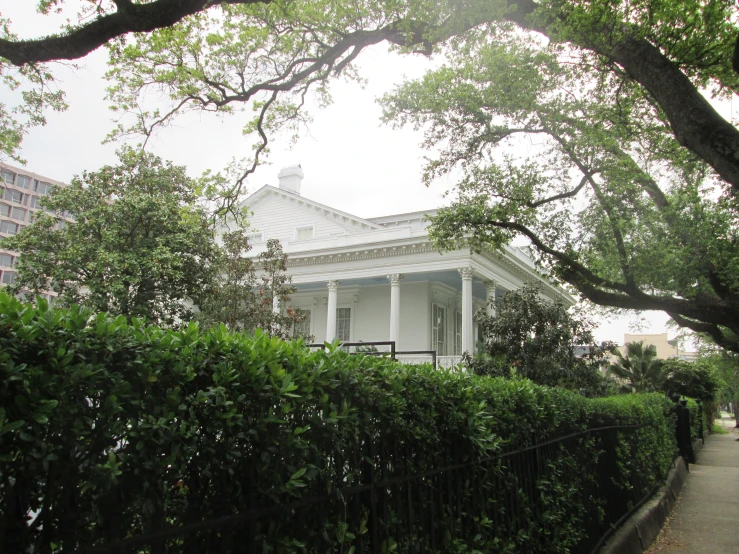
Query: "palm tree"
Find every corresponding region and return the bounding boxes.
[608,342,665,393]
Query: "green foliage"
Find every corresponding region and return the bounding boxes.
[1,147,220,325]
[608,343,665,393]
[468,283,615,396]
[0,291,677,553]
[711,423,729,435]
[380,14,739,352]
[196,232,307,338]
[662,359,721,403]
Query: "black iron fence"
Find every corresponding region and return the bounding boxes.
[3,422,672,554]
[308,340,438,368]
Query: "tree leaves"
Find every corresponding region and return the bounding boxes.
[1,147,220,325]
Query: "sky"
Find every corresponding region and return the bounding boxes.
[0,2,682,347]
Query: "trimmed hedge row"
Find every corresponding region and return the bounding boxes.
[0,293,676,553]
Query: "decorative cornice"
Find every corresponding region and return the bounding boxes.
[286,242,437,267]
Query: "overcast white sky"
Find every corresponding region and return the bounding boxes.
[0,2,682,346]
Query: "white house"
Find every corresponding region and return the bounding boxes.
[237,165,570,366]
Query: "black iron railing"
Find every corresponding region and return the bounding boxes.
[308,341,438,368]
[2,422,669,554]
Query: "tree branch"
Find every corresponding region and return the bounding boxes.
[0,0,270,66]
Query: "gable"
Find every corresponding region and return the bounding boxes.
[244,188,375,244]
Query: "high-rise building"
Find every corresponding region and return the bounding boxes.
[0,162,67,299]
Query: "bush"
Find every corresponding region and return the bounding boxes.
[0,293,676,553]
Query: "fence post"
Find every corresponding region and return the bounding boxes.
[391,341,396,361]
[2,475,28,554]
[680,400,696,463]
[697,399,705,444]
[185,471,202,554]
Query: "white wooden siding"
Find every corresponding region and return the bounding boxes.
[247,193,364,243]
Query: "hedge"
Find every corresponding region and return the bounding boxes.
[0,293,677,553]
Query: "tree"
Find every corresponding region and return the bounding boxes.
[1,148,220,325]
[381,12,739,353]
[468,283,614,396]
[699,353,739,427]
[197,232,308,339]
[3,2,739,345]
[607,342,665,393]
[661,358,721,404]
[256,238,308,339]
[2,1,738,198]
[195,228,259,331]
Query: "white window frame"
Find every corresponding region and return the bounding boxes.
[292,308,312,338]
[294,224,316,241]
[0,221,19,235]
[431,303,447,356]
[246,231,264,244]
[0,253,13,268]
[1,169,15,185]
[11,207,26,221]
[336,305,352,343]
[15,175,31,189]
[455,310,463,355]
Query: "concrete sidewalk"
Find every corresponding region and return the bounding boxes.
[646,413,739,553]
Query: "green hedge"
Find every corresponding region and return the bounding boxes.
[0,293,676,553]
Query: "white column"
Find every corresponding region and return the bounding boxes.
[459,268,474,354]
[271,293,281,336]
[484,280,498,317]
[387,274,403,347]
[326,280,339,342]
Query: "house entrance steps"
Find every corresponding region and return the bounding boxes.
[645,412,739,553]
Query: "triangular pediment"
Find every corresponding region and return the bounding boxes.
[234,186,382,243]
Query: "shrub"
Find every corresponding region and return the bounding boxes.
[0,292,676,553]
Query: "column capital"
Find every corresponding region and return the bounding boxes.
[327,280,340,291]
[458,267,474,280]
[484,280,498,294]
[387,273,403,285]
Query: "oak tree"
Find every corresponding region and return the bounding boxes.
[381,6,739,352]
[3,1,739,348]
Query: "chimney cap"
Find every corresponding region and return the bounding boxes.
[278,164,304,178]
[277,164,304,196]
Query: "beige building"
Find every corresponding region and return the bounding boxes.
[0,163,67,299]
[621,333,695,361]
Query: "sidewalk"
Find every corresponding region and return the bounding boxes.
[646,413,739,553]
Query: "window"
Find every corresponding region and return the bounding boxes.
[293,309,311,337]
[34,181,52,195]
[11,207,26,221]
[29,196,42,209]
[4,189,23,204]
[295,225,314,241]
[15,175,31,189]
[455,311,463,355]
[0,253,13,267]
[0,203,9,217]
[336,307,351,342]
[246,231,264,244]
[432,303,446,355]
[0,221,19,235]
[1,169,15,185]
[1,270,16,284]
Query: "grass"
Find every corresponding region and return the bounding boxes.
[711,423,730,435]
